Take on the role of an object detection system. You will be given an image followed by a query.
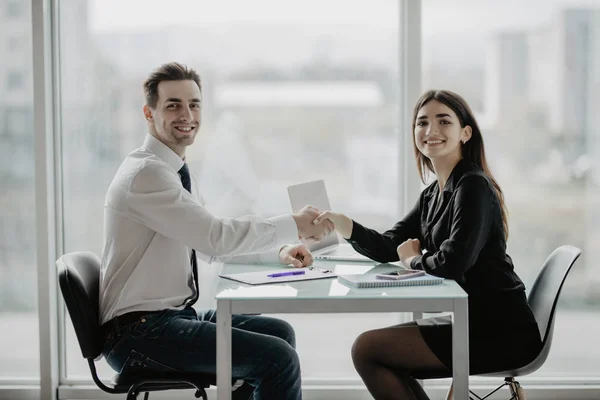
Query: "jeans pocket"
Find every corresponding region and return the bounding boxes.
[119,349,178,376]
[130,310,170,336]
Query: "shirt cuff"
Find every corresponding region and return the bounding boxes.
[268,214,298,247]
[258,245,287,264]
[410,255,424,270]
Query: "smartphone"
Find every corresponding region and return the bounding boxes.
[375,269,425,280]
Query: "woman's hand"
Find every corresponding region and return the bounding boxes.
[397,239,422,268]
[312,211,353,239]
[279,244,314,268]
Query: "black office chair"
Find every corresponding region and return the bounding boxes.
[57,251,213,400]
[440,245,582,400]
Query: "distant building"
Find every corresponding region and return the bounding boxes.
[213,80,386,147]
[485,31,529,126]
[529,8,600,295]
[208,80,395,218]
[529,9,599,144]
[0,0,33,180]
[0,0,31,108]
[0,0,102,176]
[215,81,384,108]
[485,8,600,180]
[586,11,600,185]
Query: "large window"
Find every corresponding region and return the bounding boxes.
[423,0,600,377]
[59,0,402,380]
[10,1,600,398]
[0,0,39,380]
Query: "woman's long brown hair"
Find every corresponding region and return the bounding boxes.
[411,90,509,239]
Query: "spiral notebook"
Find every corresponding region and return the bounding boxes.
[338,273,444,288]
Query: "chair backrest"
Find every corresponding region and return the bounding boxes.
[527,245,581,349]
[478,245,582,378]
[56,251,103,360]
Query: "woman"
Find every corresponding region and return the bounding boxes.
[314,90,542,400]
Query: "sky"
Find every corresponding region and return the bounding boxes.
[90,0,399,30]
[90,0,600,33]
[86,0,600,71]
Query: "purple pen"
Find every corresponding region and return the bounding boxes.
[267,270,306,278]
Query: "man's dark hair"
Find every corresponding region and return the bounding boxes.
[143,62,202,108]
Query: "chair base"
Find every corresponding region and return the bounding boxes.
[88,359,211,400]
[125,380,208,400]
[446,378,526,400]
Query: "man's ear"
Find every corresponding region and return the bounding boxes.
[462,125,473,143]
[143,104,153,122]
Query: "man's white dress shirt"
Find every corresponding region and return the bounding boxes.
[99,134,298,324]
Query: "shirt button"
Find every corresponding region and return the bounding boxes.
[141,318,146,323]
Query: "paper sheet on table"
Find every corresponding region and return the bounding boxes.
[219,267,337,285]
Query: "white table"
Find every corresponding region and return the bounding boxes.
[216,262,469,399]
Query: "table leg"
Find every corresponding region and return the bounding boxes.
[217,300,232,400]
[452,298,469,400]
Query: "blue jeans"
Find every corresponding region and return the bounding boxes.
[102,306,301,400]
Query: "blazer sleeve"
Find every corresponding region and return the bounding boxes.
[410,174,495,279]
[346,196,422,263]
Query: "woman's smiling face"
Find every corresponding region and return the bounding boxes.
[414,99,470,162]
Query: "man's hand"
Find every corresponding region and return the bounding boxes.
[279,244,314,268]
[293,205,334,241]
[397,238,421,268]
[313,211,353,239]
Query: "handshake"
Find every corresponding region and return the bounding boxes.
[282,206,353,268]
[292,205,335,242]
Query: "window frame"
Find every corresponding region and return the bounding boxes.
[32,0,62,398]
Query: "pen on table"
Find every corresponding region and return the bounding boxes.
[267,270,306,278]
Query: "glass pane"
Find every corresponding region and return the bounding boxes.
[423,0,600,377]
[0,0,39,379]
[60,0,401,380]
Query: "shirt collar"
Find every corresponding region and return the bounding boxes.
[442,158,474,193]
[143,134,185,172]
[424,158,479,199]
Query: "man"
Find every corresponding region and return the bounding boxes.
[99,62,332,400]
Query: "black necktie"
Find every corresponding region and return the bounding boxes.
[178,163,199,306]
